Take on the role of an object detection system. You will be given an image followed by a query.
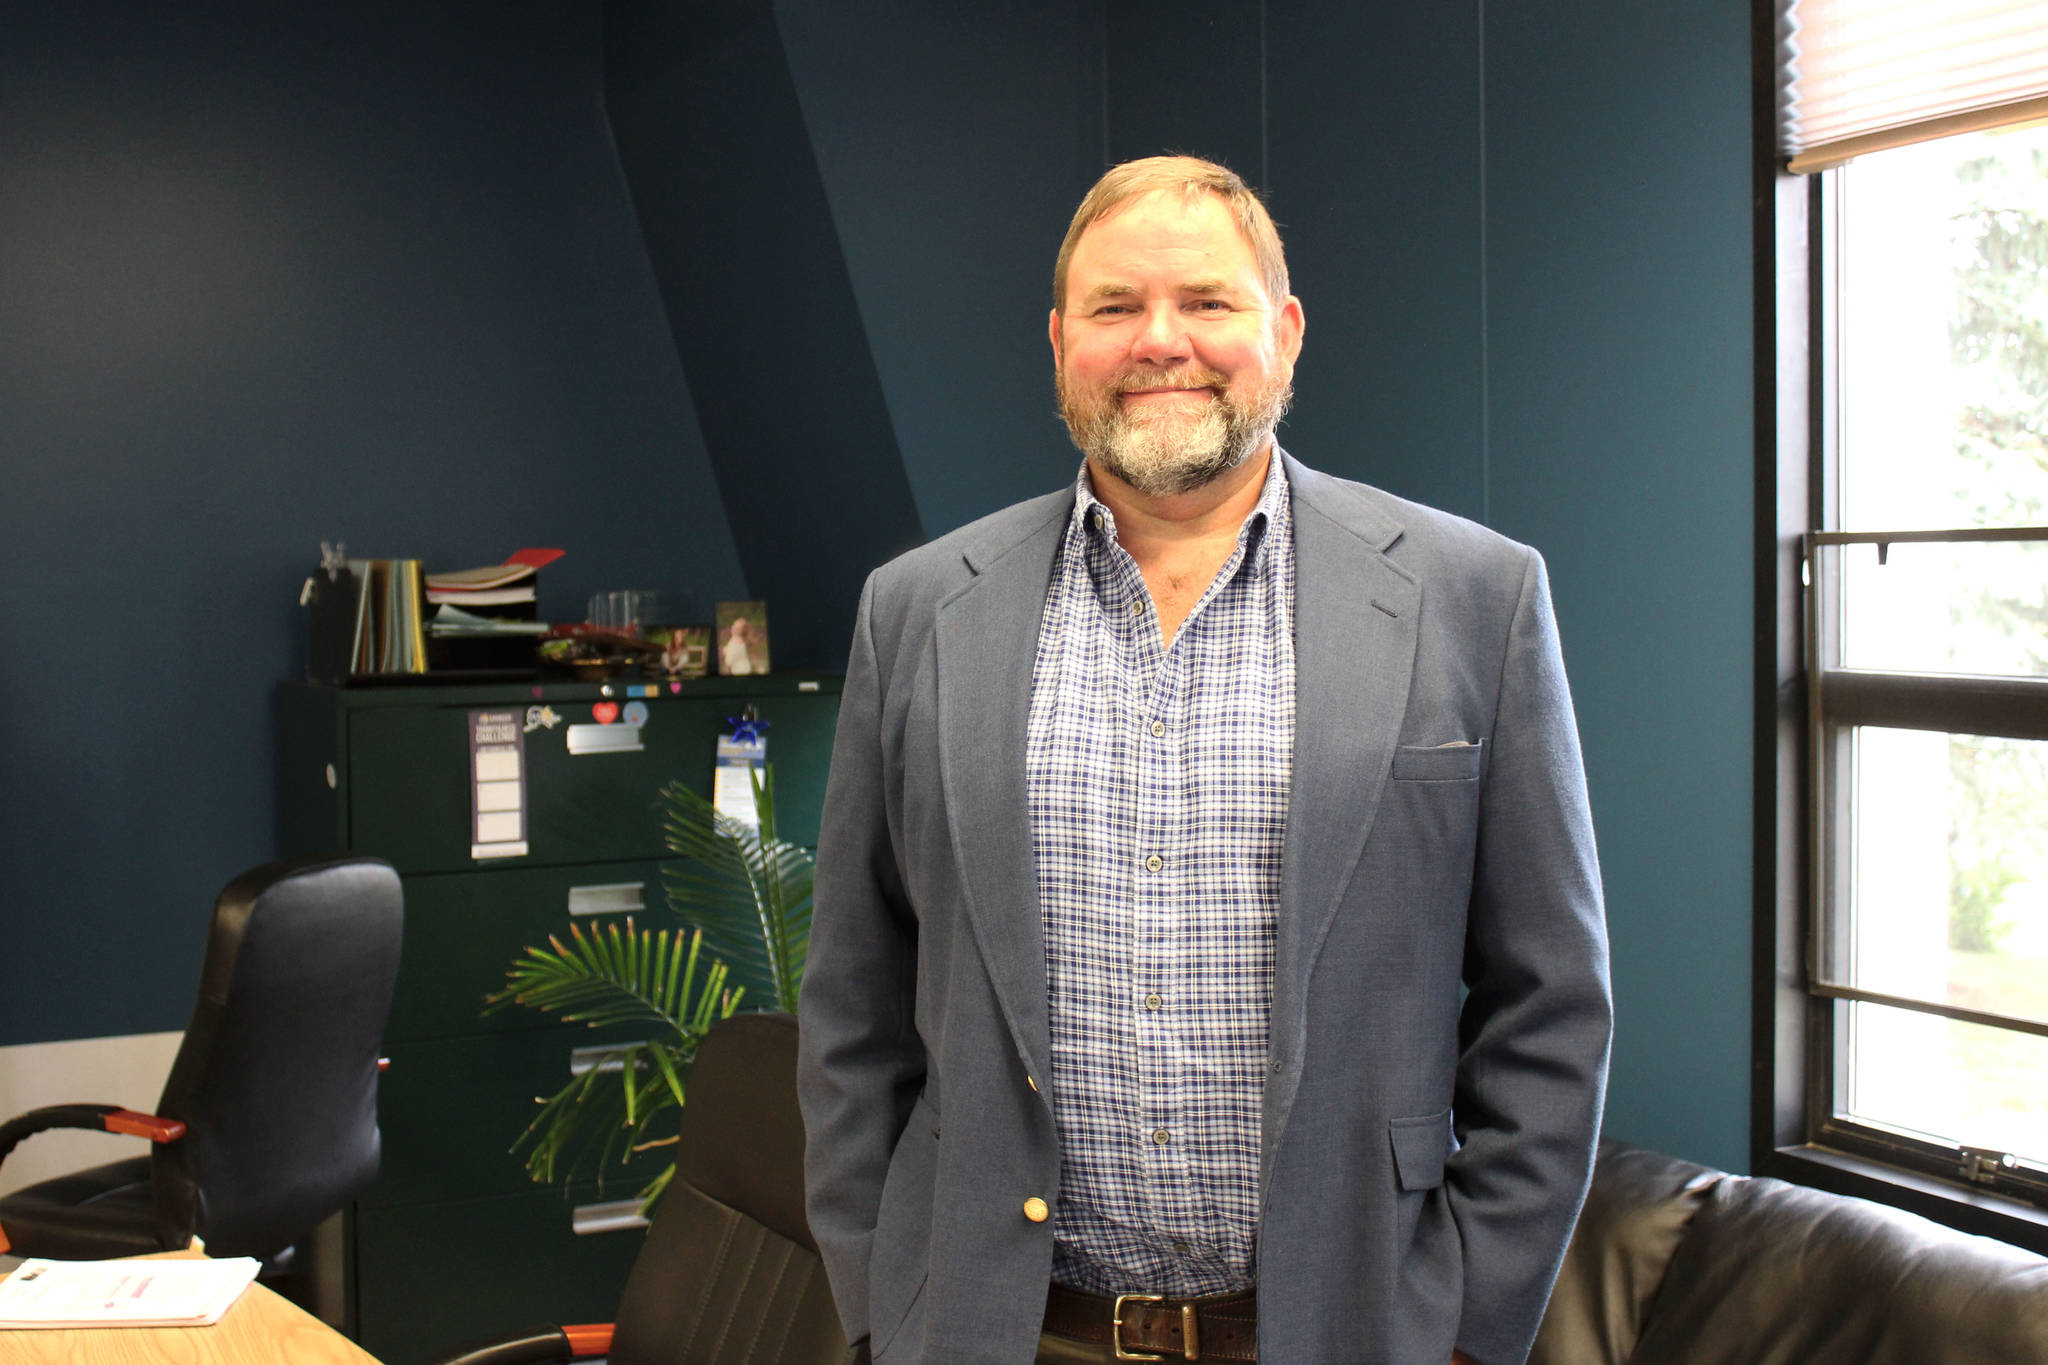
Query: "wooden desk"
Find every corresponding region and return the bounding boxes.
[0,1253,383,1365]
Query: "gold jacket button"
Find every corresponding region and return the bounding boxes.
[1022,1197,1050,1223]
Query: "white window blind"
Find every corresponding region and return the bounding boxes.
[1778,0,2048,172]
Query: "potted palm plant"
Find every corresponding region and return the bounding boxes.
[485,767,811,1201]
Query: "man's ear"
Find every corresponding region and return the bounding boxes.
[1276,295,1305,365]
[1048,308,1064,367]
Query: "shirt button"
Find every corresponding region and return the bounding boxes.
[1023,1197,1050,1222]
[1173,1240,1191,1256]
[1144,993,1163,1010]
[1149,719,1166,738]
[1090,511,1102,531]
[1128,599,1145,616]
[1152,1129,1171,1146]
[1145,854,1164,873]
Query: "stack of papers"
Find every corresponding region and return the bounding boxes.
[431,603,548,636]
[425,563,537,607]
[424,549,563,638]
[0,1257,260,1329]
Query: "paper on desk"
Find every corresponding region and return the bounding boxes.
[0,1256,260,1329]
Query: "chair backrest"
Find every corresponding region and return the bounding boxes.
[609,1011,848,1365]
[149,853,403,1259]
[1533,1140,2048,1365]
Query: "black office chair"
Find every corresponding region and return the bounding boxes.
[431,1011,851,1365]
[0,853,403,1267]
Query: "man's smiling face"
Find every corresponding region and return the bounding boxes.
[1051,188,1304,498]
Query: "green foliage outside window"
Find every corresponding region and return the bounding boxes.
[1946,143,2048,962]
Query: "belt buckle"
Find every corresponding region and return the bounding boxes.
[1111,1293,1166,1362]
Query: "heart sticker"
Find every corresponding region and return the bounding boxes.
[669,681,682,694]
[592,702,620,724]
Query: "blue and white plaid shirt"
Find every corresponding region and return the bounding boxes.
[1026,452,1296,1297]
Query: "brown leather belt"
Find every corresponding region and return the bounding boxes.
[1043,1282,1258,1361]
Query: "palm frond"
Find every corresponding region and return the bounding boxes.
[485,921,741,1032]
[657,768,814,1012]
[486,922,741,1188]
[509,1038,701,1188]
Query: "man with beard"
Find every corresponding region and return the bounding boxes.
[799,157,1611,1365]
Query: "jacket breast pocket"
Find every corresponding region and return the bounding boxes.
[1390,741,1484,782]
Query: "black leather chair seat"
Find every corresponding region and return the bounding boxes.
[0,1156,160,1259]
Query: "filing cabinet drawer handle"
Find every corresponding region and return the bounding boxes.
[572,1198,652,1236]
[568,1042,647,1077]
[568,882,646,916]
[566,723,645,756]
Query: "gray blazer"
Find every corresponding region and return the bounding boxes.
[798,452,1612,1364]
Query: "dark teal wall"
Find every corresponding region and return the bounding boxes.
[774,0,1105,538]
[1479,2,1755,1173]
[1264,2,1488,520]
[0,3,741,1045]
[602,0,926,673]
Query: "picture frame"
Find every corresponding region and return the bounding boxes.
[714,601,770,676]
[645,623,710,680]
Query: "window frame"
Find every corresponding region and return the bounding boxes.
[1755,5,2048,1250]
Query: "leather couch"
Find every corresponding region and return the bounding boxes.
[1529,1141,2048,1364]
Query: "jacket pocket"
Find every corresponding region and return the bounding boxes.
[1390,741,1484,781]
[1388,1107,1453,1191]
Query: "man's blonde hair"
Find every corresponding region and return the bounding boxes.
[1052,155,1290,311]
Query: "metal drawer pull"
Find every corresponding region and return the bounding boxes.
[572,1199,651,1236]
[568,882,646,916]
[566,723,645,756]
[569,1042,647,1077]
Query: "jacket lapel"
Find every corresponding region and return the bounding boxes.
[1265,456,1420,1177]
[933,499,1070,1094]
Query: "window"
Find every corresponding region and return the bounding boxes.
[1766,18,2048,1242]
[1804,123,2048,1208]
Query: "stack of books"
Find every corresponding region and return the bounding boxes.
[348,558,430,676]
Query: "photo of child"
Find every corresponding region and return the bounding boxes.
[715,601,770,676]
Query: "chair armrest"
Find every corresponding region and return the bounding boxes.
[102,1110,187,1142]
[0,1104,186,1169]
[429,1323,614,1365]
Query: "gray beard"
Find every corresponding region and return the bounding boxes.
[1059,375,1291,499]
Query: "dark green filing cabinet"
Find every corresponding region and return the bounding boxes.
[277,674,841,1365]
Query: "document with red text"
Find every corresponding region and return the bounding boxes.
[0,1256,260,1328]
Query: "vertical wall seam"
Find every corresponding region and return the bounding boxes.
[1260,0,1270,190]
[1477,0,1491,527]
[1100,1,1111,168]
